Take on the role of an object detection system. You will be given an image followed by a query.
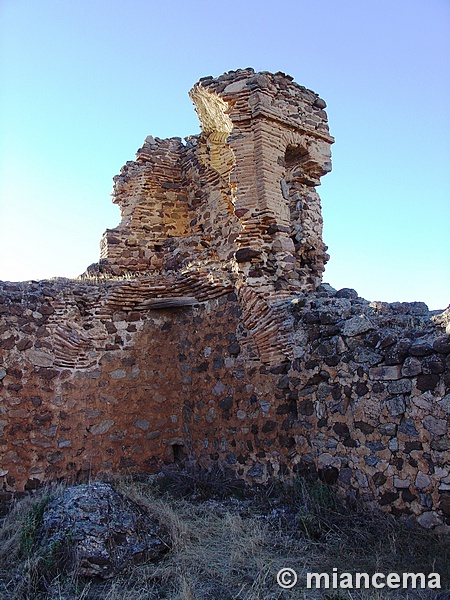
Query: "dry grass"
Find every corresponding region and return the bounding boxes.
[0,473,448,600]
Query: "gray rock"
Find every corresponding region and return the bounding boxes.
[38,482,169,578]
[415,471,431,490]
[317,283,337,296]
[387,379,412,394]
[313,97,327,109]
[417,511,443,529]
[423,416,447,436]
[335,288,358,299]
[235,247,261,263]
[399,418,419,438]
[352,346,382,365]
[247,463,264,478]
[410,339,434,356]
[386,396,406,417]
[401,356,422,377]
[369,365,402,380]
[342,314,374,337]
[437,394,450,414]
[378,422,397,436]
[433,335,450,354]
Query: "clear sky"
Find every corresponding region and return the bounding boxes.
[0,0,449,310]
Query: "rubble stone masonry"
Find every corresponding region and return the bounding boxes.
[1,69,449,530]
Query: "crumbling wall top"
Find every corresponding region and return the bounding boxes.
[191,68,334,143]
[97,69,334,295]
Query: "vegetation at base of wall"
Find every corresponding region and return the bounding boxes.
[19,494,52,558]
[0,474,448,599]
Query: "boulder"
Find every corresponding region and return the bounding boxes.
[38,482,169,578]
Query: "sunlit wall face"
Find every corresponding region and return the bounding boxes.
[0,0,449,309]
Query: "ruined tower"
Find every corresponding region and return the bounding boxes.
[99,69,334,297]
[2,70,448,529]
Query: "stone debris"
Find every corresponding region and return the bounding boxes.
[38,482,169,578]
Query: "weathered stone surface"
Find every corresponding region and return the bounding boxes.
[38,483,169,578]
[402,356,422,377]
[437,394,450,414]
[335,288,358,299]
[423,416,447,436]
[433,335,450,354]
[369,365,402,380]
[341,314,374,336]
[417,511,443,529]
[415,471,431,490]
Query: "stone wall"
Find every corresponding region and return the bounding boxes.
[1,69,449,530]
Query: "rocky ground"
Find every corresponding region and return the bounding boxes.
[0,470,449,599]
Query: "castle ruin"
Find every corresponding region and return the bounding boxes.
[1,69,449,530]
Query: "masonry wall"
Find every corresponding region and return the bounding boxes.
[95,69,333,297]
[1,278,449,529]
[1,69,449,530]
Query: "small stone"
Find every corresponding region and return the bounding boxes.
[224,79,248,94]
[247,463,264,478]
[235,248,261,262]
[342,314,374,336]
[227,343,240,356]
[416,511,443,529]
[384,339,411,365]
[110,369,126,379]
[388,438,399,451]
[206,407,217,423]
[422,355,444,374]
[409,340,433,356]
[58,440,72,448]
[355,471,369,488]
[212,381,226,396]
[423,416,447,436]
[134,419,150,431]
[386,396,406,417]
[318,452,335,467]
[432,438,450,451]
[17,338,32,351]
[401,356,422,377]
[415,471,431,490]
[335,288,358,299]
[416,373,440,391]
[369,365,402,380]
[26,349,54,367]
[387,379,412,394]
[433,335,450,354]
[272,237,295,253]
[352,346,382,365]
[317,283,336,296]
[411,394,433,410]
[313,97,327,109]
[398,418,419,438]
[373,472,387,487]
[377,423,397,441]
[89,420,114,435]
[394,477,410,489]
[437,394,450,414]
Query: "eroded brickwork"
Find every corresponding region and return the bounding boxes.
[1,70,449,530]
[98,69,332,297]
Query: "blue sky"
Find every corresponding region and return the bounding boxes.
[0,0,449,309]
